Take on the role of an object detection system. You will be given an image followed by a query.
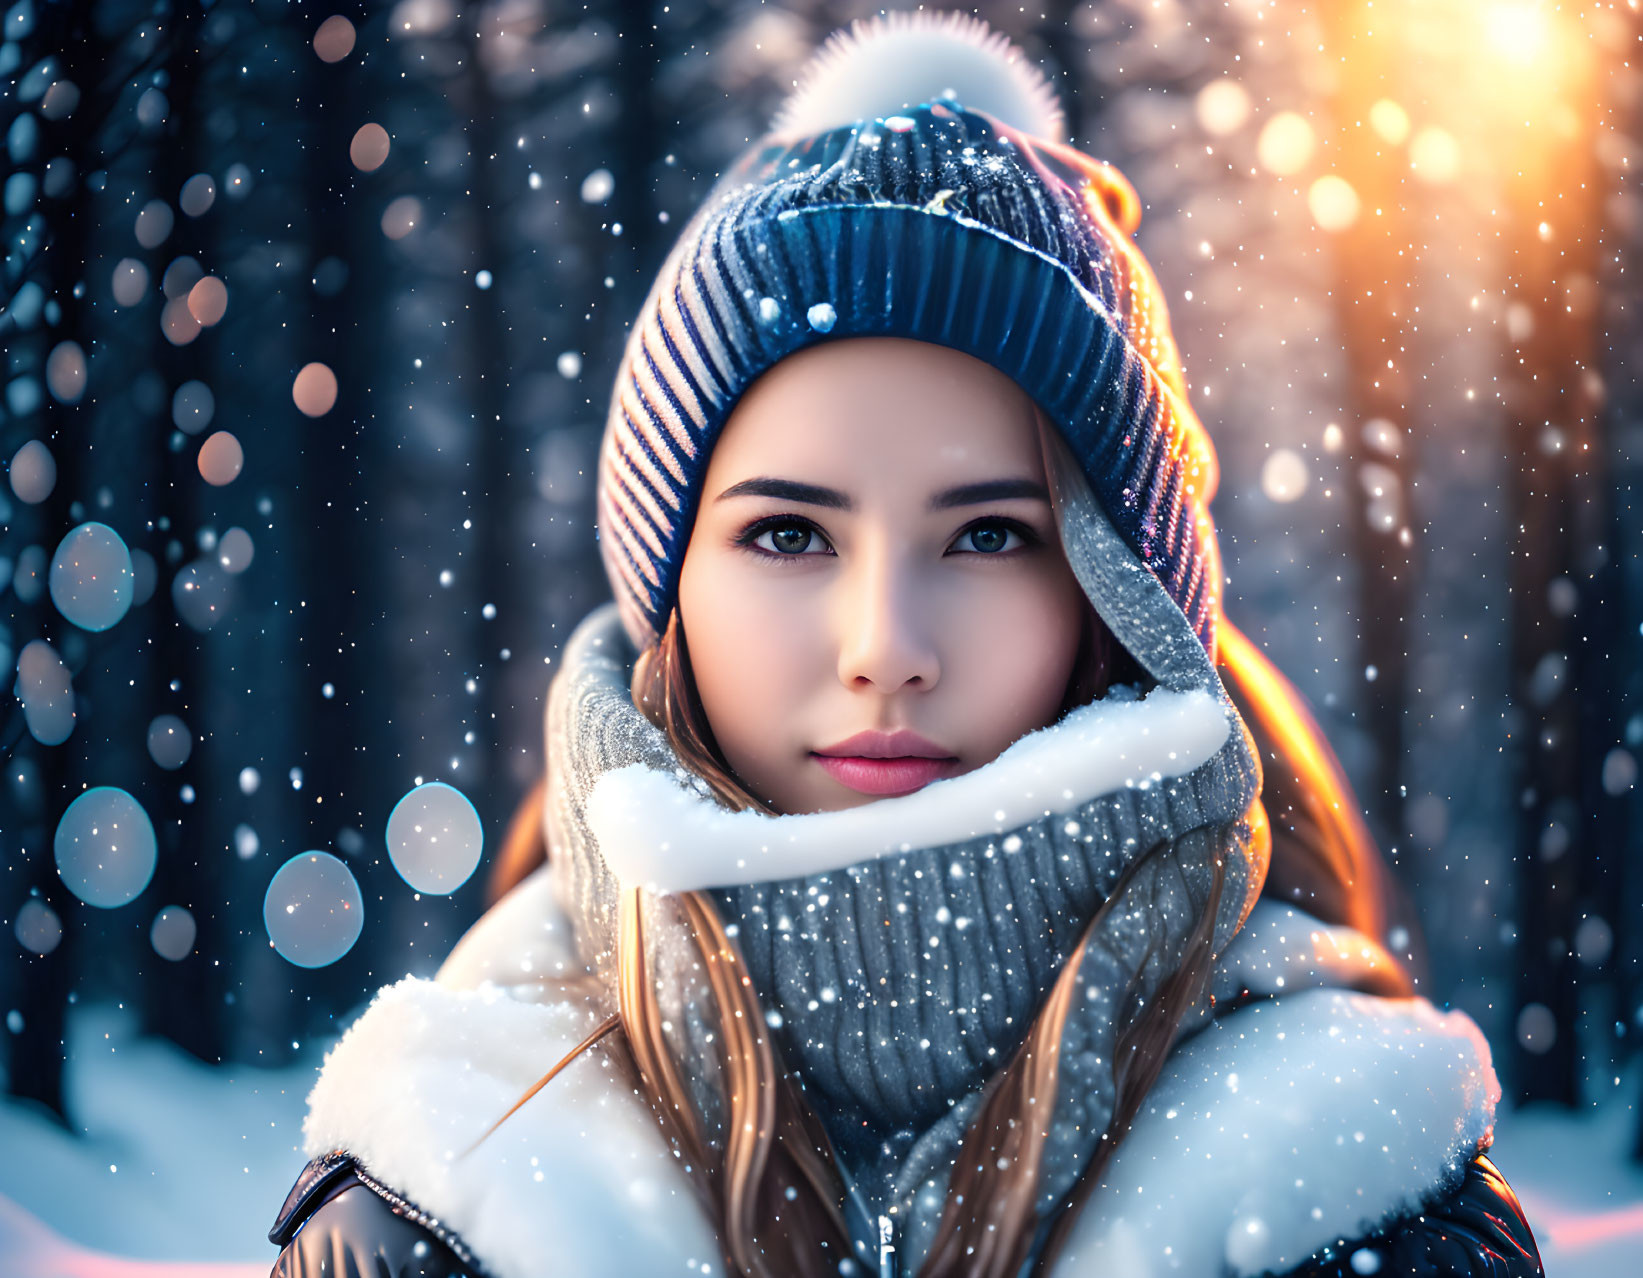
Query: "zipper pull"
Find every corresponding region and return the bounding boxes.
[877,1213,899,1278]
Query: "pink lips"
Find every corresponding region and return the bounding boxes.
[811,730,961,797]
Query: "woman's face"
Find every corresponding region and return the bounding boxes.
[677,336,1090,815]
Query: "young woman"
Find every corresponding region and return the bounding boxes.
[267,13,1541,1278]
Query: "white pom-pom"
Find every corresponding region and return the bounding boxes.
[772,10,1065,142]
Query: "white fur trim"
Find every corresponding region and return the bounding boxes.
[1047,988,1500,1278]
[435,865,581,993]
[1218,901,1405,1001]
[772,10,1065,141]
[584,687,1231,893]
[302,972,723,1277]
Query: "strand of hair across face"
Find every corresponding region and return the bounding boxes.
[619,886,717,1174]
[674,891,776,1269]
[459,1010,621,1158]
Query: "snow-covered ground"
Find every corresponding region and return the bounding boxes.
[1491,1082,1643,1277]
[0,1003,315,1276]
[0,1001,1639,1276]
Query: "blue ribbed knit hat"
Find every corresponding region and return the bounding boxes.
[596,10,1223,662]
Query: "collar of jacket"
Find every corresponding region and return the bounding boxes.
[298,878,1499,1278]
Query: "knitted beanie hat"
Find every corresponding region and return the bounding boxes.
[596,9,1223,663]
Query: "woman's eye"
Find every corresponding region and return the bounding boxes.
[954,521,1027,554]
[748,520,830,557]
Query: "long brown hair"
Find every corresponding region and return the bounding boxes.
[480,438,1416,1277]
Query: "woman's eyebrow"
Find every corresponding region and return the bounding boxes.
[929,478,1050,509]
[714,477,851,508]
[713,476,1050,510]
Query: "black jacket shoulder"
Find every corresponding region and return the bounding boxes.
[268,1149,1541,1278]
[1275,1154,1543,1278]
[267,1150,487,1278]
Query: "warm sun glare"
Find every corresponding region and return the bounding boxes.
[1486,2,1551,66]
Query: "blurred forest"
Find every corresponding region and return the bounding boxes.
[2,0,1640,1157]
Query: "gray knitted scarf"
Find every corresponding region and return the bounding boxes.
[542,472,1267,1274]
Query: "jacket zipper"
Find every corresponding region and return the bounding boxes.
[877,1212,900,1277]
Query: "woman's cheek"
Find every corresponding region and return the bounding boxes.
[686,554,828,752]
[947,565,1085,739]
[726,582,822,706]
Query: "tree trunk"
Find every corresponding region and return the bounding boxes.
[1502,35,1609,1108]
[1320,2,1417,853]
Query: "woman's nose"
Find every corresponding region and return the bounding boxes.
[834,550,941,693]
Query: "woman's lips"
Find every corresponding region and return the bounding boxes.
[811,754,962,797]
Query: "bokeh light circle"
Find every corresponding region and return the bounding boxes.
[381,196,421,240]
[112,257,149,307]
[1517,1002,1556,1055]
[172,380,215,434]
[147,714,193,770]
[1256,111,1316,176]
[151,905,197,961]
[135,86,168,130]
[54,787,158,909]
[217,526,254,573]
[9,439,56,504]
[264,851,364,968]
[15,899,63,955]
[1308,174,1361,233]
[1261,449,1310,504]
[172,556,233,631]
[18,638,75,745]
[46,340,87,403]
[1368,98,1410,145]
[161,255,203,299]
[1409,126,1461,185]
[1195,79,1251,137]
[350,123,390,172]
[134,199,173,248]
[198,430,243,486]
[49,521,134,631]
[161,296,201,346]
[187,275,228,325]
[292,362,338,417]
[179,173,216,217]
[12,545,47,603]
[314,15,357,62]
[385,781,484,894]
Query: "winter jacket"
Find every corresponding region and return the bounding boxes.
[265,873,1541,1278]
[268,1147,1539,1278]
